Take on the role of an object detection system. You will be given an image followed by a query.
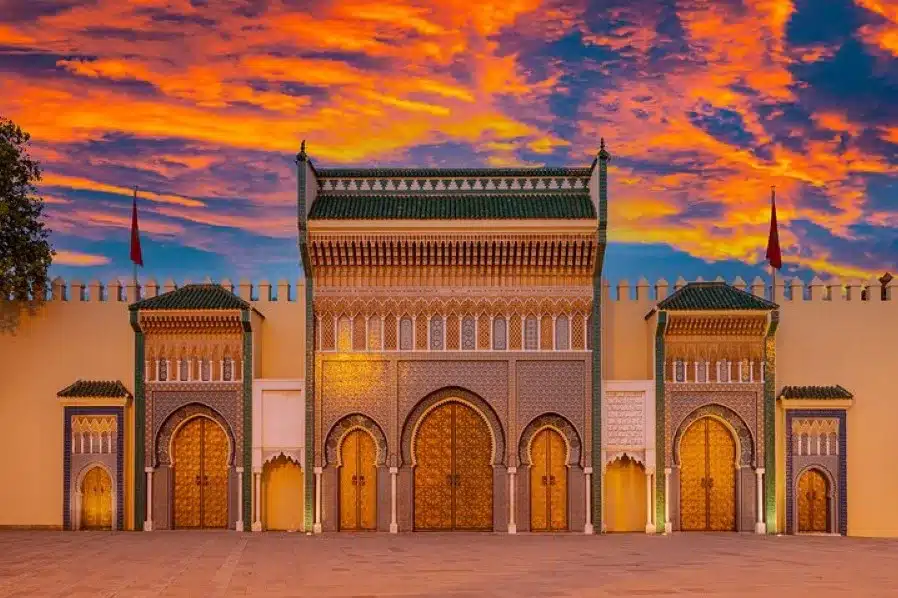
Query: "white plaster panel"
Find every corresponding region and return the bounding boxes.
[253,379,305,468]
[602,380,656,470]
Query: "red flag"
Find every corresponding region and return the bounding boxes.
[765,186,782,270]
[130,188,143,267]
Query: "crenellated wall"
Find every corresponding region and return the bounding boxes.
[1,273,897,534]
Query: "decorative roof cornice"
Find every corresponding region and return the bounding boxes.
[58,380,132,399]
[315,166,591,179]
[138,311,245,333]
[665,314,769,336]
[130,284,250,311]
[657,282,777,312]
[779,385,854,400]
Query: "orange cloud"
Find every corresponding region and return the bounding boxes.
[41,173,205,208]
[54,250,111,266]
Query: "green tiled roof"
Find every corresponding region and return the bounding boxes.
[58,380,131,399]
[308,192,596,220]
[658,282,777,311]
[780,385,853,400]
[130,284,249,311]
[315,166,593,178]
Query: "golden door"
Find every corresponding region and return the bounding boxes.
[798,469,828,533]
[81,467,112,529]
[339,430,377,530]
[530,429,568,531]
[604,456,646,533]
[263,456,304,531]
[415,402,492,530]
[679,418,736,531]
[174,417,229,528]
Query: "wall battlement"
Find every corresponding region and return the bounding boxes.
[35,274,896,305]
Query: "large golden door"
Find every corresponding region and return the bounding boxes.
[81,467,112,529]
[798,469,828,533]
[173,417,229,529]
[263,456,304,531]
[414,402,493,531]
[339,430,377,530]
[530,428,567,531]
[604,456,646,533]
[679,418,736,531]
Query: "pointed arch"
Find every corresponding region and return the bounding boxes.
[519,413,582,466]
[673,404,754,467]
[324,413,388,467]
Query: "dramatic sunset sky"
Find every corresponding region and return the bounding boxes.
[2,0,897,285]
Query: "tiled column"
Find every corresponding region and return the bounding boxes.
[664,467,672,533]
[584,466,594,534]
[755,468,765,534]
[645,469,655,533]
[390,467,398,534]
[313,467,323,534]
[507,467,517,534]
[236,466,244,531]
[144,467,154,531]
[252,468,262,532]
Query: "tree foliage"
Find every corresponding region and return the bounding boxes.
[0,116,54,333]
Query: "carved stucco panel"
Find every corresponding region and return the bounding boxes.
[147,386,243,467]
[604,391,645,447]
[664,384,762,467]
[320,359,392,440]
[516,361,586,444]
[397,360,508,434]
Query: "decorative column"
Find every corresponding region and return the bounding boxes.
[600,462,606,532]
[584,466,594,534]
[144,467,154,531]
[645,468,655,533]
[389,467,398,534]
[313,467,323,534]
[74,491,83,530]
[236,466,244,531]
[252,468,262,532]
[755,467,765,534]
[507,467,517,534]
[664,467,672,533]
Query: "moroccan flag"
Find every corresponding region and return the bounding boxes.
[130,188,143,267]
[765,187,782,270]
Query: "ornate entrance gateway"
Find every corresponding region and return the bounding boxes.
[339,430,377,530]
[530,428,567,531]
[680,417,736,531]
[414,402,493,530]
[173,417,229,528]
[81,466,112,529]
[798,469,829,533]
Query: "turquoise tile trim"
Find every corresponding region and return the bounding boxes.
[297,151,316,532]
[764,309,779,533]
[130,310,145,531]
[591,148,609,531]
[241,309,253,527]
[654,311,667,530]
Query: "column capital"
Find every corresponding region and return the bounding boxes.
[144,466,155,473]
[389,466,398,474]
[583,466,593,474]
[253,467,263,474]
[236,466,245,473]
[507,466,517,474]
[664,467,672,475]
[755,467,765,475]
[314,466,323,474]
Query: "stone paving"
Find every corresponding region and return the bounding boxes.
[0,531,896,597]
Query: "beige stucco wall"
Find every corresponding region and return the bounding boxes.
[0,279,305,528]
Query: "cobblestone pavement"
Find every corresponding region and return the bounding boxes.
[0,531,896,597]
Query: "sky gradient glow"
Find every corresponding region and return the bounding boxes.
[2,0,897,285]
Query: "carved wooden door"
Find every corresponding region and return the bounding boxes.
[340,430,377,530]
[414,402,493,530]
[174,417,229,528]
[680,418,736,531]
[798,469,828,533]
[530,428,567,531]
[81,466,112,529]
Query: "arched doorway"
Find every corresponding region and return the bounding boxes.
[80,466,112,530]
[797,468,829,533]
[604,456,646,532]
[339,429,377,530]
[172,416,229,528]
[263,456,304,531]
[530,428,567,531]
[679,417,736,531]
[414,401,493,530]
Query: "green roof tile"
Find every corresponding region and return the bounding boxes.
[58,380,131,399]
[130,284,249,311]
[308,192,596,220]
[316,166,593,178]
[780,385,853,400]
[658,282,777,311]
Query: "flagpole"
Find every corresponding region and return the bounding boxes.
[133,186,139,297]
[770,186,776,301]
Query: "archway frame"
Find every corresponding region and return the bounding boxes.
[518,413,582,467]
[794,464,836,534]
[155,403,237,467]
[325,413,389,467]
[673,404,754,468]
[401,387,505,467]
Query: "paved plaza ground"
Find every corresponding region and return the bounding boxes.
[0,531,896,597]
